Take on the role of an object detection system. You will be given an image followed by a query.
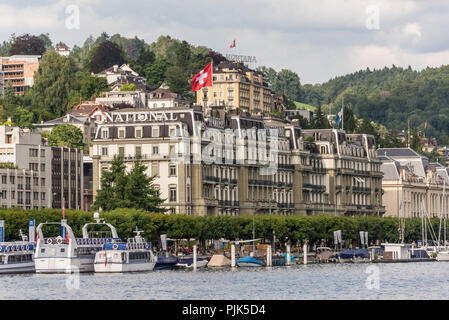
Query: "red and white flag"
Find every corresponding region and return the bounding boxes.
[230,39,236,48]
[424,120,427,129]
[62,202,65,219]
[192,62,213,92]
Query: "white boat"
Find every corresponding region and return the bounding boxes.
[94,229,156,273]
[0,231,35,273]
[175,257,208,269]
[34,212,120,274]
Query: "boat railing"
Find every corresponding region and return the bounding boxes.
[103,242,151,250]
[0,243,35,253]
[76,238,121,246]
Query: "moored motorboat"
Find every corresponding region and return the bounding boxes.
[175,257,208,269]
[154,254,179,270]
[94,229,156,273]
[236,255,263,267]
[0,225,35,274]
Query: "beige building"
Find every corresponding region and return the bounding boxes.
[0,55,41,96]
[196,61,274,114]
[91,105,384,216]
[379,148,449,218]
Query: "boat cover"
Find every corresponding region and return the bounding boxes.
[336,248,369,259]
[236,256,263,265]
[207,254,231,267]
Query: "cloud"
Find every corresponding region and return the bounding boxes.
[0,0,449,83]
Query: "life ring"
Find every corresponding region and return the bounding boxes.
[47,238,53,244]
[25,244,29,251]
[5,246,10,252]
[56,238,63,244]
[112,244,118,250]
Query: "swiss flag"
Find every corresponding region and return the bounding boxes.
[192,62,212,92]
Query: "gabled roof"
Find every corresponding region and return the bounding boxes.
[376,147,427,159]
[35,114,90,126]
[70,102,110,117]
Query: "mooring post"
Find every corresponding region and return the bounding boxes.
[231,244,236,268]
[303,243,308,265]
[287,244,291,266]
[266,245,271,266]
[193,245,197,271]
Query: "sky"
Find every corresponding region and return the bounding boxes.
[1,0,449,84]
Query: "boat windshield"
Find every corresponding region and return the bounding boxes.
[88,230,113,239]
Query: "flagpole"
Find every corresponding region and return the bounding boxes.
[342,96,344,131]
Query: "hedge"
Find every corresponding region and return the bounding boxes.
[0,208,442,247]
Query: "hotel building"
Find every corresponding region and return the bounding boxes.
[379,148,449,218]
[196,61,274,114]
[91,103,385,216]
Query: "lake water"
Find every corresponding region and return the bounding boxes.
[1,262,449,300]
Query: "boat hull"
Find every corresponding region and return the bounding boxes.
[236,262,263,267]
[0,262,35,274]
[437,251,449,261]
[94,261,156,273]
[35,256,95,273]
[176,259,208,269]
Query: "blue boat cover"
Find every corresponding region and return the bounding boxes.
[156,255,179,264]
[236,256,263,265]
[336,248,369,259]
[282,253,296,261]
[409,249,429,258]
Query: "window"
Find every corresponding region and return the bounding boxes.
[118,147,125,157]
[1,176,6,184]
[102,129,109,139]
[169,145,175,157]
[41,192,45,201]
[152,146,159,154]
[29,163,38,171]
[135,128,142,138]
[41,164,45,172]
[169,164,176,176]
[135,146,142,158]
[9,176,14,184]
[29,149,38,157]
[34,177,39,186]
[102,147,108,156]
[34,192,39,200]
[169,126,176,137]
[118,128,125,139]
[152,126,159,137]
[169,186,177,202]
[41,149,45,157]
[151,163,159,177]
[41,178,45,186]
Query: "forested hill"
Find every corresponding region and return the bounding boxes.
[298,65,449,139]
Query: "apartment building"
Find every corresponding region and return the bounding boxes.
[91,106,384,216]
[0,55,41,96]
[0,126,83,210]
[196,61,274,114]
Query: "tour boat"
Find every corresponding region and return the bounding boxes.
[175,256,208,269]
[94,229,156,273]
[34,212,120,273]
[236,255,264,267]
[0,231,35,273]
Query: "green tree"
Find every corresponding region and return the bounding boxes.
[120,83,136,91]
[75,72,109,100]
[355,118,380,142]
[88,41,126,73]
[30,51,76,120]
[145,56,170,88]
[165,65,189,94]
[311,104,330,129]
[47,124,84,149]
[124,161,166,212]
[93,156,128,211]
[12,107,34,128]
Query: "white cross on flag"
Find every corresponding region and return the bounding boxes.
[192,62,213,92]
